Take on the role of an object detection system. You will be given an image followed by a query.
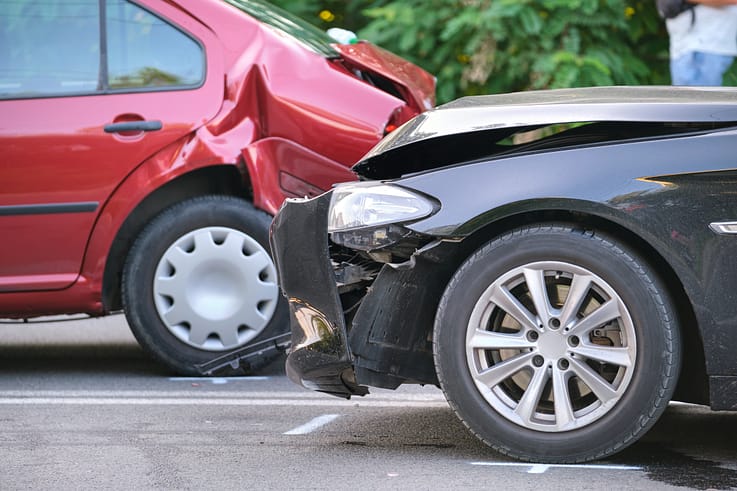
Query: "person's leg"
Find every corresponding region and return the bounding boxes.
[671,52,698,85]
[694,52,734,85]
[674,51,734,86]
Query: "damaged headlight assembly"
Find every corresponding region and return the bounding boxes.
[328,182,438,251]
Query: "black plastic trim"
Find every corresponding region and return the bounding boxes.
[104,120,162,133]
[0,202,99,216]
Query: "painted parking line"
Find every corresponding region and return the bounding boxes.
[0,397,344,406]
[169,376,269,384]
[470,462,642,474]
[284,414,341,435]
[0,390,448,408]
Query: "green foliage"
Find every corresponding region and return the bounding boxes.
[267,0,374,31]
[270,0,672,104]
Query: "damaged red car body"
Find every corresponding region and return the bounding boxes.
[0,0,434,374]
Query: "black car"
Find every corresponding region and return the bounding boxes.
[270,86,737,463]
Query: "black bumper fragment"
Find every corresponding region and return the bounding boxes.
[270,191,368,398]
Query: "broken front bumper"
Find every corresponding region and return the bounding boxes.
[270,191,368,398]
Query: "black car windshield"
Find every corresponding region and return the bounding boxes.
[223,0,338,58]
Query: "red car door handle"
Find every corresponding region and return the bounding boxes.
[104,120,163,133]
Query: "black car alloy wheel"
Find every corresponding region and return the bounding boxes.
[434,224,681,463]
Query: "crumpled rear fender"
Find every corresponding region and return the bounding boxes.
[242,138,356,216]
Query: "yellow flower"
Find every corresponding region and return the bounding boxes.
[625,6,636,19]
[457,54,471,64]
[319,10,335,22]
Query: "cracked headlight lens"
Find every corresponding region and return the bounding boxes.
[328,182,436,233]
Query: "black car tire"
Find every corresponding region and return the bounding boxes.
[434,224,681,463]
[122,195,287,376]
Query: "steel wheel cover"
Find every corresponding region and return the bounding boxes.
[153,227,278,351]
[465,261,636,432]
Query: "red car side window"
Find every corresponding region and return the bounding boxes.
[106,0,204,90]
[0,0,100,98]
[0,0,204,100]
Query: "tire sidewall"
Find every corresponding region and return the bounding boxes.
[434,225,679,461]
[122,195,288,375]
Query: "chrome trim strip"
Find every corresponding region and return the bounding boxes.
[709,221,737,235]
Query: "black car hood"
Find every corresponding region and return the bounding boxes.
[353,86,737,180]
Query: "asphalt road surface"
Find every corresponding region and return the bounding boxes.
[0,316,736,490]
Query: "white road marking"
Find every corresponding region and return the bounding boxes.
[284,414,340,435]
[470,462,642,474]
[0,390,448,408]
[169,377,269,384]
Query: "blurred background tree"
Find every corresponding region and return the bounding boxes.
[271,0,736,104]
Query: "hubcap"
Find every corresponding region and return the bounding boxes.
[465,261,636,432]
[153,227,278,351]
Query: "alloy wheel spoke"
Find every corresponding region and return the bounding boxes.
[558,273,592,328]
[566,299,621,338]
[475,351,535,388]
[514,363,550,425]
[552,366,575,430]
[570,344,633,367]
[569,357,619,404]
[469,329,535,350]
[523,267,552,325]
[488,284,539,332]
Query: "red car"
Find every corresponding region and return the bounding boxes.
[0,0,435,374]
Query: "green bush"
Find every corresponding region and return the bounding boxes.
[268,0,370,30]
[271,1,673,104]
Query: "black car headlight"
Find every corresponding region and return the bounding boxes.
[328,182,438,251]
